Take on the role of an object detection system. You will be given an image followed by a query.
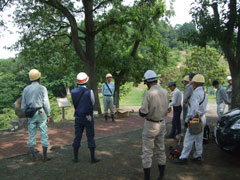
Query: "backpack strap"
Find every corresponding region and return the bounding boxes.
[104,82,113,96]
[74,88,88,109]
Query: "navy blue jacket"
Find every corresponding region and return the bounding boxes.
[71,87,93,119]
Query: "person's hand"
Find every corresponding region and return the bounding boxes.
[47,116,51,123]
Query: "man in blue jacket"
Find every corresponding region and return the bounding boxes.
[71,72,100,163]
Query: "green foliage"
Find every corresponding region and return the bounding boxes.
[183,46,227,86]
[0,108,17,129]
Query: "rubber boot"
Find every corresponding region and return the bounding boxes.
[29,147,36,161]
[42,146,51,162]
[72,147,79,163]
[143,168,150,180]
[104,114,108,122]
[158,165,165,180]
[111,114,115,122]
[89,147,100,163]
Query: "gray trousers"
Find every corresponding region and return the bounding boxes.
[103,96,114,115]
[217,102,226,118]
[182,103,188,125]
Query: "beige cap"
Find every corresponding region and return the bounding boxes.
[183,75,190,82]
[106,73,112,78]
[192,74,205,83]
[29,69,41,81]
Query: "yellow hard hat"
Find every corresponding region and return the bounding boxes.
[106,73,112,78]
[29,69,41,81]
[183,75,189,82]
[192,74,205,83]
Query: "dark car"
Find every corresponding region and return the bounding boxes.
[214,108,240,152]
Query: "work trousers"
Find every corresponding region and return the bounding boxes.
[217,102,226,118]
[28,108,50,147]
[142,120,166,168]
[169,106,182,137]
[179,115,206,159]
[72,118,96,149]
[103,96,114,115]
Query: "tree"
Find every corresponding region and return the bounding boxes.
[2,0,168,113]
[190,0,240,108]
[183,46,227,87]
[97,21,169,107]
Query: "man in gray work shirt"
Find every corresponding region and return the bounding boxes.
[212,80,230,118]
[21,69,51,161]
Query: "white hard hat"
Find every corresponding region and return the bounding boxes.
[192,74,205,83]
[106,73,112,78]
[29,69,41,81]
[227,76,232,81]
[77,72,89,84]
[144,70,158,83]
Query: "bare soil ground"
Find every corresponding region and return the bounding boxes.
[1,128,240,180]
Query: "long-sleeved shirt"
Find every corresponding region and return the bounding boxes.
[102,82,115,96]
[186,86,208,122]
[216,86,229,105]
[78,85,95,105]
[21,82,50,116]
[139,84,169,121]
[169,87,182,108]
[226,84,232,103]
[183,81,193,104]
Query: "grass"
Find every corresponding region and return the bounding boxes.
[119,84,146,107]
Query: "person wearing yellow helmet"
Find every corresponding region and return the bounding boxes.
[102,73,115,122]
[21,69,51,162]
[175,74,208,164]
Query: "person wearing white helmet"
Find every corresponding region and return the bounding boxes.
[21,69,51,162]
[71,72,100,163]
[174,74,208,164]
[226,76,232,111]
[102,73,115,122]
[139,70,169,180]
[212,80,230,117]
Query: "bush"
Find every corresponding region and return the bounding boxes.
[0,108,17,129]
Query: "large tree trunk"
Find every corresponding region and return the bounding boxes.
[84,0,101,114]
[231,62,240,109]
[114,77,121,108]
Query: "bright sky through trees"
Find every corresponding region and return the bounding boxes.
[0,0,193,59]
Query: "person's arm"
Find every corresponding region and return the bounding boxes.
[183,86,192,104]
[112,83,115,93]
[102,83,105,95]
[221,88,230,104]
[169,91,177,108]
[43,87,50,117]
[139,93,149,117]
[21,89,27,114]
[186,93,200,123]
[90,90,95,105]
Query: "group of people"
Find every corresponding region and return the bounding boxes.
[21,69,115,163]
[139,71,208,180]
[20,68,232,180]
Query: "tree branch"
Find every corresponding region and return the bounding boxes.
[92,0,112,13]
[39,0,87,62]
[0,0,11,11]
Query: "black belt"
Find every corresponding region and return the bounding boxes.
[104,95,112,96]
[147,119,163,123]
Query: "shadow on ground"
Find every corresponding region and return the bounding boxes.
[0,128,240,180]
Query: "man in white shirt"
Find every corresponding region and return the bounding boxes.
[167,82,182,138]
[174,74,208,164]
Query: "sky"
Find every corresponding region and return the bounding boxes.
[0,0,193,59]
